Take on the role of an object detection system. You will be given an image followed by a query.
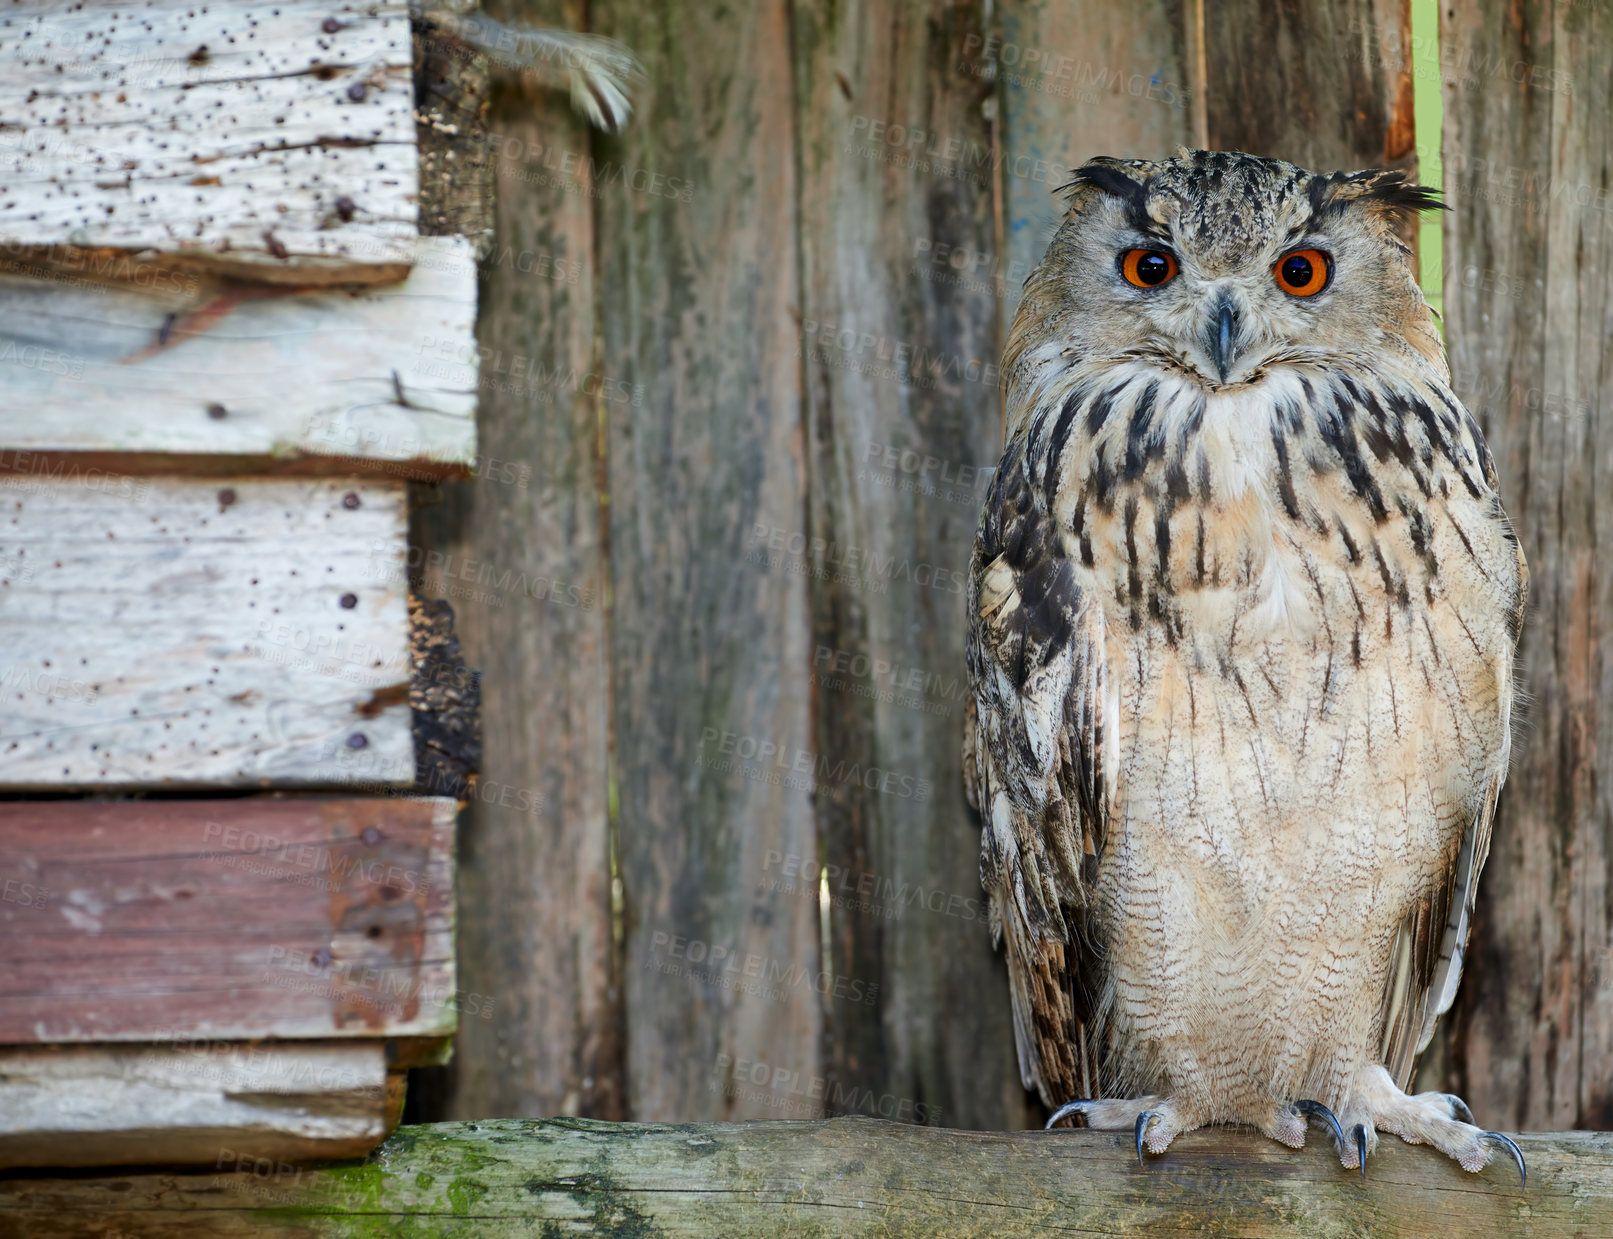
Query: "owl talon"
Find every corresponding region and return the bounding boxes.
[1481,1132,1526,1187]
[1353,1124,1369,1180]
[1294,1099,1346,1149]
[1044,1099,1095,1130]
[1134,1110,1161,1166]
[1445,1095,1476,1125]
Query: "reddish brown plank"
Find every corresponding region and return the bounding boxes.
[0,798,456,1046]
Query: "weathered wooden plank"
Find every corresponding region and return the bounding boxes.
[0,0,418,280]
[792,0,1029,1131]
[0,237,477,473]
[1,1118,1602,1237]
[0,798,456,1044]
[1420,0,1613,1130]
[994,0,1196,322]
[0,477,412,788]
[1204,0,1416,177]
[403,0,621,1121]
[413,15,495,249]
[0,1042,393,1168]
[593,0,820,1122]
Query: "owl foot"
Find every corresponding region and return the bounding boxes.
[1043,1094,1194,1162]
[1333,1065,1526,1185]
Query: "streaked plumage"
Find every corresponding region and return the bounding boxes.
[964,150,1527,1175]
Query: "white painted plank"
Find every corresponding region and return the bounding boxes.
[0,0,417,275]
[0,236,477,469]
[0,1042,392,1168]
[0,477,413,788]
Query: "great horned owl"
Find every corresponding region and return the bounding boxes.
[963,149,1528,1181]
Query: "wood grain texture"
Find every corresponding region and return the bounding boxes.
[1421,0,1613,1131]
[994,0,1195,322]
[0,237,477,472]
[1,1118,1602,1237]
[0,477,412,788]
[0,797,456,1044]
[1204,0,1417,177]
[595,0,821,1122]
[404,0,621,1122]
[0,1042,391,1169]
[0,0,418,279]
[792,0,1029,1131]
[413,18,495,249]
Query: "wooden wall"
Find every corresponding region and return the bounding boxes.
[423,0,1612,1132]
[1421,0,1613,1131]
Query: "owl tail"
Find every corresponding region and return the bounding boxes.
[419,10,643,132]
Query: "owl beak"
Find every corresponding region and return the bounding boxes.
[1205,295,1241,384]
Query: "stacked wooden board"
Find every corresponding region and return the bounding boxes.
[0,0,481,1168]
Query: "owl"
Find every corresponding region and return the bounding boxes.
[963,149,1528,1181]
[413,3,640,131]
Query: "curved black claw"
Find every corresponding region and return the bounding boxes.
[1294,1099,1346,1149]
[1045,1100,1095,1130]
[1481,1131,1527,1188]
[1445,1094,1476,1126]
[1134,1110,1161,1166]
[1353,1124,1368,1181]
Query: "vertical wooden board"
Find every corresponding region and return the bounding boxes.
[404,0,621,1122]
[594,0,821,1121]
[0,477,412,788]
[793,1,1031,1131]
[1419,0,1613,1130]
[1204,0,1417,177]
[995,0,1195,322]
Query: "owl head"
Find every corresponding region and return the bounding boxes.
[1006,149,1446,410]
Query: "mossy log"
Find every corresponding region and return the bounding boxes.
[3,1117,1610,1237]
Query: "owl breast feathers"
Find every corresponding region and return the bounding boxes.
[963,149,1528,1177]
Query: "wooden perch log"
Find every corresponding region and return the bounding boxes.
[2,1118,1609,1237]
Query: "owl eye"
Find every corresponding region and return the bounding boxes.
[1120,249,1178,288]
[1275,248,1331,296]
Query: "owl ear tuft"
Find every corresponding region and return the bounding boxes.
[1311,169,1447,222]
[1062,159,1153,230]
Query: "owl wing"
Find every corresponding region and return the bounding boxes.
[1377,772,1502,1088]
[964,435,1113,1108]
[1374,403,1526,1089]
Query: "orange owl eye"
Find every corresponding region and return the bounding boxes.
[1275,249,1331,296]
[1120,249,1178,288]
